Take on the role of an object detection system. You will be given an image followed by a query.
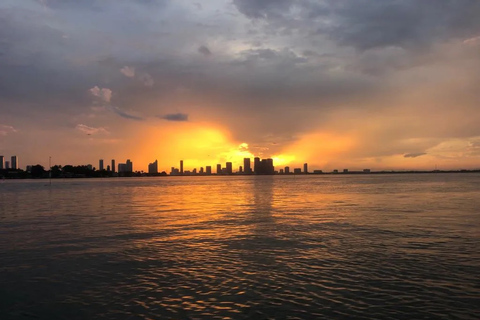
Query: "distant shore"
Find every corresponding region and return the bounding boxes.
[1,169,479,180]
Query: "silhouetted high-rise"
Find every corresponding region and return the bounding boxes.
[180,160,184,175]
[243,158,251,174]
[253,157,274,175]
[226,162,233,174]
[304,163,308,174]
[285,166,290,174]
[99,159,104,171]
[148,160,158,174]
[206,166,212,175]
[126,159,133,172]
[11,156,18,170]
[111,159,116,173]
[0,155,4,169]
[254,157,260,174]
[216,164,222,174]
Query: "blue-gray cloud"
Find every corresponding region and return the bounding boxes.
[158,113,189,122]
[109,106,145,121]
[198,45,212,56]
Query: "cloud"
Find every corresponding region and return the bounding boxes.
[138,73,154,87]
[109,106,145,121]
[404,152,427,158]
[75,124,109,135]
[233,0,293,19]
[89,86,112,103]
[198,45,212,56]
[0,125,18,136]
[463,36,480,46]
[120,66,135,77]
[233,0,480,51]
[158,113,189,121]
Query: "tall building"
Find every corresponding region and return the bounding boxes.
[11,156,18,170]
[5,161,10,169]
[285,166,290,174]
[304,163,308,174]
[216,164,222,174]
[252,157,275,175]
[0,155,4,169]
[206,166,212,175]
[99,159,104,171]
[254,157,260,174]
[239,166,243,173]
[111,159,116,173]
[243,158,251,174]
[126,159,133,172]
[180,160,184,175]
[118,163,127,173]
[148,160,158,174]
[226,162,233,174]
[266,158,274,174]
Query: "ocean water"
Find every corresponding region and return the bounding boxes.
[0,174,479,319]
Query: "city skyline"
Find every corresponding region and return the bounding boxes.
[2,152,478,178]
[1,2,480,172]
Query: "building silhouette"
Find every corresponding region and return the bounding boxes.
[216,164,222,174]
[5,161,10,169]
[126,159,133,172]
[304,163,308,174]
[254,157,260,174]
[111,159,116,173]
[11,156,18,170]
[148,160,158,174]
[206,166,212,175]
[0,155,4,169]
[99,159,104,171]
[285,166,290,174]
[293,168,302,174]
[244,158,252,174]
[180,160,184,175]
[253,157,274,175]
[225,162,233,174]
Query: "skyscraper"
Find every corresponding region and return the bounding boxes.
[11,156,18,170]
[180,160,184,175]
[243,158,251,174]
[5,161,10,169]
[206,166,212,175]
[111,159,116,173]
[216,164,222,174]
[99,159,104,171]
[254,157,260,174]
[304,163,308,174]
[0,155,4,169]
[285,166,290,174]
[226,162,232,174]
[126,159,133,172]
[148,160,158,174]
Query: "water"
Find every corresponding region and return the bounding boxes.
[1,174,479,319]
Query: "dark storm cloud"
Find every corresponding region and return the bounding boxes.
[158,113,189,122]
[232,0,293,19]
[233,0,480,51]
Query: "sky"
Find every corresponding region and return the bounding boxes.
[1,0,480,172]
